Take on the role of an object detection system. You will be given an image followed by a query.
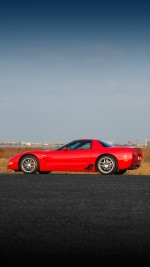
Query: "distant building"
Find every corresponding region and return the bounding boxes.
[21,142,32,146]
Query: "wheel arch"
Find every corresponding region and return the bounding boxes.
[95,153,118,172]
[18,153,39,171]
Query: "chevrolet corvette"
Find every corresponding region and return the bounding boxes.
[7,139,142,175]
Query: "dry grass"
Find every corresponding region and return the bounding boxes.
[0,147,53,159]
[0,147,150,175]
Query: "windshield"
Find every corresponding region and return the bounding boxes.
[54,143,68,151]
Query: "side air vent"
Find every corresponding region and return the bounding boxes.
[84,164,93,170]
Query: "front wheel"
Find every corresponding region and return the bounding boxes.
[20,155,39,174]
[96,155,117,175]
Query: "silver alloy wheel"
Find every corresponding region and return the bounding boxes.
[97,155,116,174]
[20,156,38,174]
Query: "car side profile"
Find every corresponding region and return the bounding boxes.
[7,139,142,175]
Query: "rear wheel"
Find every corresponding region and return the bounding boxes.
[20,155,39,174]
[96,155,117,175]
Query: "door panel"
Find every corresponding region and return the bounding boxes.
[43,149,92,171]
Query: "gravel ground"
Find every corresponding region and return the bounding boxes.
[1,174,150,266]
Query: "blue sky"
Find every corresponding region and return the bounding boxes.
[0,0,150,143]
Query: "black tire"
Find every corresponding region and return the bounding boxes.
[20,155,39,174]
[114,169,127,175]
[38,171,51,174]
[96,155,117,175]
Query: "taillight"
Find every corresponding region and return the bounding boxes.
[132,148,138,155]
[138,148,143,161]
[133,148,142,160]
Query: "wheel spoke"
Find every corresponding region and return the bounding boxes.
[97,156,116,174]
[21,157,36,173]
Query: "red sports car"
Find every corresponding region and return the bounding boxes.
[7,139,142,175]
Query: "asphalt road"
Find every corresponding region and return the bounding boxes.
[1,174,150,266]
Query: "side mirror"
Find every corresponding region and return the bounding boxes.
[62,147,68,151]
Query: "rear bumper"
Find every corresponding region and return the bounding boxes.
[129,158,142,170]
[129,148,142,170]
[128,163,141,170]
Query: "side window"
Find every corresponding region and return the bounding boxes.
[66,142,81,150]
[66,141,92,150]
[77,141,92,150]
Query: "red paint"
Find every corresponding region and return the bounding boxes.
[7,139,142,174]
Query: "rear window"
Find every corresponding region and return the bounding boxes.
[98,140,114,147]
